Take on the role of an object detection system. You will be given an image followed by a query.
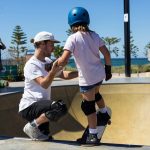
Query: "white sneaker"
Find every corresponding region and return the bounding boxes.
[23,123,49,141]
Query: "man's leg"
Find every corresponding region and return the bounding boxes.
[20,100,53,140]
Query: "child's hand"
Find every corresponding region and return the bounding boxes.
[57,57,68,67]
[51,59,63,74]
[105,65,112,81]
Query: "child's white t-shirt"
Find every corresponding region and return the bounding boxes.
[19,56,51,111]
[64,31,106,86]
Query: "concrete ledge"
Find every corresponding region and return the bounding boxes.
[0,136,150,150]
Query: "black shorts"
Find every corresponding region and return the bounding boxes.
[19,100,52,135]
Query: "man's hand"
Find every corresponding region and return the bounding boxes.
[105,65,112,81]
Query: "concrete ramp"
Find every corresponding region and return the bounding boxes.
[50,84,150,146]
[100,84,150,145]
[0,82,150,146]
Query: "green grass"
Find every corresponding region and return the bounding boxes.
[65,64,150,74]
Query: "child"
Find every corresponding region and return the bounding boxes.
[57,7,112,145]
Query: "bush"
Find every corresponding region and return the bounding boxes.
[112,64,150,74]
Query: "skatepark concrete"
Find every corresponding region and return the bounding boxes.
[0,78,150,149]
[0,137,150,150]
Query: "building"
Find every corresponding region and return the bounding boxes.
[26,49,35,61]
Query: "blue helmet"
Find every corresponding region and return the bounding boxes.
[68,7,90,26]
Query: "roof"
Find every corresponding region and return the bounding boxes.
[26,49,35,55]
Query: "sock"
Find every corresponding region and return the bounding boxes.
[30,119,39,127]
[89,128,97,134]
[99,107,107,113]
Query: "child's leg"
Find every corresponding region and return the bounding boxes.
[95,86,106,109]
[95,86,111,140]
[80,88,100,144]
[77,85,111,144]
[95,85,111,123]
[81,88,97,130]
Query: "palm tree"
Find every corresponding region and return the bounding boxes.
[129,34,139,58]
[144,42,150,60]
[53,45,64,58]
[123,32,139,58]
[102,37,121,57]
[66,29,72,36]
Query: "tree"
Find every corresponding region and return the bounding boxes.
[130,34,139,58]
[66,29,72,36]
[144,42,150,59]
[8,25,27,65]
[53,45,63,58]
[102,37,121,57]
[123,32,139,58]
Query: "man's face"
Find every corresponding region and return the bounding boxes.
[42,41,55,57]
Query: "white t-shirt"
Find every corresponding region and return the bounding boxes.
[64,31,106,86]
[19,56,51,112]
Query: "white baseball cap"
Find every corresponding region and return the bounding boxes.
[34,31,60,43]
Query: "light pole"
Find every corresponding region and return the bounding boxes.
[124,0,131,77]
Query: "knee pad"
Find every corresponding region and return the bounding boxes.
[95,92,102,102]
[45,100,67,122]
[81,100,96,116]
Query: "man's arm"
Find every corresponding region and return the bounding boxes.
[34,60,63,89]
[58,70,78,80]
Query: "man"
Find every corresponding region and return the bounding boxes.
[19,31,78,141]
[0,38,6,71]
[0,38,6,50]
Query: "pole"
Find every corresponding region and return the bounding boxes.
[124,0,131,77]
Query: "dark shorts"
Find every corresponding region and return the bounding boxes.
[79,81,103,93]
[19,100,52,135]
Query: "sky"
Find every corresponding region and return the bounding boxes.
[0,0,150,58]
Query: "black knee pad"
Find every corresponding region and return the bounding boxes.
[81,100,96,116]
[45,100,67,122]
[95,92,102,102]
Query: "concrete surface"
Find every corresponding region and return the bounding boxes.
[0,137,150,150]
[0,77,150,149]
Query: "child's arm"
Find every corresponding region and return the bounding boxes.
[57,50,71,67]
[99,45,111,65]
[99,45,112,81]
[57,50,78,79]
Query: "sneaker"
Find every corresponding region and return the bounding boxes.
[85,133,99,146]
[23,123,49,141]
[77,111,111,145]
[77,133,99,146]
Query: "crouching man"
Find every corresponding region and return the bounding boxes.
[18,31,78,141]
